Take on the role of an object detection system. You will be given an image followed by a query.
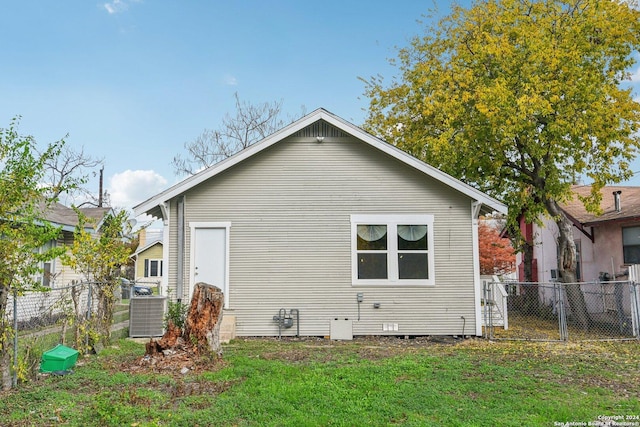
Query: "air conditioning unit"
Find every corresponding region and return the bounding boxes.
[129,296,166,338]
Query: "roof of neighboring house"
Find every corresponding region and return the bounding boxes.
[40,202,113,232]
[134,108,507,219]
[563,185,640,226]
[79,206,113,226]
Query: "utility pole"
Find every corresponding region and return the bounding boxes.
[98,167,104,207]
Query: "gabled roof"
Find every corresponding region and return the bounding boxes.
[131,240,163,258]
[40,202,114,233]
[134,108,507,218]
[563,185,640,226]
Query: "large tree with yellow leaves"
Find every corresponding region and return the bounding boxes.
[364,0,640,328]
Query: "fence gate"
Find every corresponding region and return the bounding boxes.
[628,265,640,337]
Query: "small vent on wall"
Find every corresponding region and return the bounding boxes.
[129,296,166,338]
[382,323,399,332]
[293,120,349,138]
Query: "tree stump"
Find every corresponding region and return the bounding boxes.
[145,321,182,355]
[143,283,224,359]
[183,283,224,356]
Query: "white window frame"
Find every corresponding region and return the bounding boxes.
[144,258,163,278]
[622,226,640,265]
[351,214,435,286]
[39,239,57,287]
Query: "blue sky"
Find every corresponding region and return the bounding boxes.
[1,0,639,224]
[1,0,444,218]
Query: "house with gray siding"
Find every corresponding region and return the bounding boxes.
[134,109,506,339]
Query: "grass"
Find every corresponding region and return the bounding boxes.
[12,303,131,384]
[1,337,638,426]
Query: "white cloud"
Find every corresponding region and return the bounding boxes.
[224,74,238,86]
[107,169,168,210]
[103,0,141,14]
[631,66,640,83]
[103,0,127,14]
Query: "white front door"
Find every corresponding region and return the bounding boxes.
[190,223,230,306]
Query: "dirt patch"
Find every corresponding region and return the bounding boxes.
[120,338,225,377]
[238,335,469,362]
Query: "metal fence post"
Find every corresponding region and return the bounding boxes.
[12,288,18,388]
[631,282,640,339]
[482,281,487,338]
[85,282,92,351]
[488,282,494,339]
[482,281,494,339]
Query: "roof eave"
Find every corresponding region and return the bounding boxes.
[582,215,640,227]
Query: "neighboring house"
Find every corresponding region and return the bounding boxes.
[134,108,506,339]
[9,203,112,323]
[131,229,164,284]
[36,202,113,287]
[517,185,640,284]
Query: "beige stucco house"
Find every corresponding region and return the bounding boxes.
[134,109,506,338]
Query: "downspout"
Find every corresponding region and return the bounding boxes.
[160,202,170,297]
[471,201,483,337]
[176,195,185,301]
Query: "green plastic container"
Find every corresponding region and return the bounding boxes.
[40,344,79,373]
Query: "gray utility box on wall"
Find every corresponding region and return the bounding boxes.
[330,318,353,340]
[129,296,167,338]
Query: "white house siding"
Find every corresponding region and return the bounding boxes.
[168,135,477,337]
[52,233,84,287]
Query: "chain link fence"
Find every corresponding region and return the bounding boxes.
[483,279,640,341]
[3,280,144,388]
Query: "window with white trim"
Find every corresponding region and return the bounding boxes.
[144,259,163,278]
[38,240,56,287]
[623,226,640,264]
[351,215,434,286]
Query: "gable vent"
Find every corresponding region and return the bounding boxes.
[292,120,350,138]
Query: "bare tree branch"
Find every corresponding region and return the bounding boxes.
[173,93,305,176]
[42,145,104,204]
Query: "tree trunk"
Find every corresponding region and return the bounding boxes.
[0,284,12,390]
[0,336,10,391]
[546,199,591,330]
[71,283,82,348]
[183,283,224,356]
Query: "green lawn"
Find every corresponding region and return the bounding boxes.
[1,337,638,426]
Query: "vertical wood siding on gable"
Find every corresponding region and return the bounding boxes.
[170,136,476,336]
